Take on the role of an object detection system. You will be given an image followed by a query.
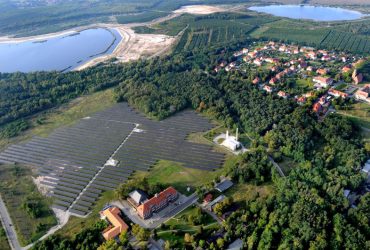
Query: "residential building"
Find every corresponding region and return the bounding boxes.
[101,206,129,241]
[355,85,370,103]
[328,89,348,99]
[128,190,148,208]
[342,65,352,73]
[277,91,288,99]
[269,77,278,85]
[316,68,328,75]
[137,187,178,219]
[252,77,260,84]
[352,70,363,84]
[263,85,273,93]
[215,179,234,192]
[313,76,333,88]
[313,102,323,113]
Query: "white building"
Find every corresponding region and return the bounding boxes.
[221,129,242,151]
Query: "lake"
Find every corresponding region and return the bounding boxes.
[249,5,364,22]
[0,28,121,73]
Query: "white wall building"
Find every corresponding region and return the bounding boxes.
[221,129,242,151]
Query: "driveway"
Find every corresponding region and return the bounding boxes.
[0,195,22,250]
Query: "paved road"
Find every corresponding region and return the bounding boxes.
[197,202,223,224]
[0,196,22,250]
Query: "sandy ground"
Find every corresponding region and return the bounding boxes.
[173,5,225,15]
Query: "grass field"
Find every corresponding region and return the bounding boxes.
[0,89,116,151]
[132,160,222,195]
[0,164,57,246]
[0,223,11,250]
[337,102,370,129]
[225,182,274,204]
[157,205,219,246]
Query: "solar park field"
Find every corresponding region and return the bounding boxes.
[0,103,225,217]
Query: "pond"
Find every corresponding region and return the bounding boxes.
[0,28,121,73]
[248,5,365,22]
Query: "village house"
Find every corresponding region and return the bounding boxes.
[355,85,370,103]
[313,76,333,88]
[277,91,289,99]
[321,55,331,61]
[248,51,258,58]
[263,85,273,93]
[316,68,328,75]
[214,66,222,73]
[313,102,323,114]
[252,77,260,84]
[269,77,278,85]
[136,187,178,219]
[100,206,129,241]
[328,89,349,99]
[307,51,317,60]
[318,96,327,105]
[296,96,307,105]
[352,70,364,84]
[253,58,262,66]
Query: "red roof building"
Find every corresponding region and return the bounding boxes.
[137,187,178,219]
[252,77,260,84]
[352,70,363,84]
[101,207,129,241]
[342,65,352,73]
[355,85,370,103]
[316,68,328,75]
[269,77,278,85]
[328,89,349,99]
[313,76,333,88]
[263,85,273,93]
[277,91,288,99]
[203,194,213,204]
[313,102,323,113]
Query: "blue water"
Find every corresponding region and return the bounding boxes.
[0,28,121,73]
[249,5,364,21]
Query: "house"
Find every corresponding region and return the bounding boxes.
[128,190,148,208]
[307,66,314,72]
[313,76,333,88]
[342,65,352,73]
[265,58,279,64]
[277,91,288,99]
[222,130,242,151]
[316,68,328,75]
[279,45,287,52]
[100,206,129,241]
[219,61,227,67]
[328,89,348,99]
[296,96,307,105]
[307,51,317,60]
[206,195,225,211]
[214,66,222,73]
[313,102,323,113]
[215,179,234,192]
[304,92,315,98]
[263,85,273,93]
[252,77,260,84]
[269,77,278,85]
[203,193,213,204]
[253,58,262,66]
[248,51,258,58]
[352,70,363,84]
[321,55,331,61]
[276,72,285,80]
[242,48,249,54]
[361,160,370,175]
[355,85,370,103]
[227,239,243,250]
[137,187,178,219]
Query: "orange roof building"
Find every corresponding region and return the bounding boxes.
[313,102,323,113]
[137,187,178,219]
[101,207,129,241]
[328,89,348,99]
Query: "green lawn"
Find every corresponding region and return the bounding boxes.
[225,182,274,205]
[157,205,219,246]
[337,102,370,129]
[132,160,222,195]
[0,164,57,246]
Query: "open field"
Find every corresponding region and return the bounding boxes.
[0,164,57,246]
[225,182,274,204]
[174,5,225,15]
[337,102,370,129]
[132,160,222,195]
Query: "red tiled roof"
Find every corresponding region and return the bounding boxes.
[102,207,129,241]
[137,187,177,219]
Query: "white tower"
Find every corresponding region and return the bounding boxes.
[226,130,229,139]
[236,128,239,141]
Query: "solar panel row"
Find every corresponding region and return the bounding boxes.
[0,103,225,216]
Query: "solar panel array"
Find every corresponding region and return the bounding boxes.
[0,103,225,216]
